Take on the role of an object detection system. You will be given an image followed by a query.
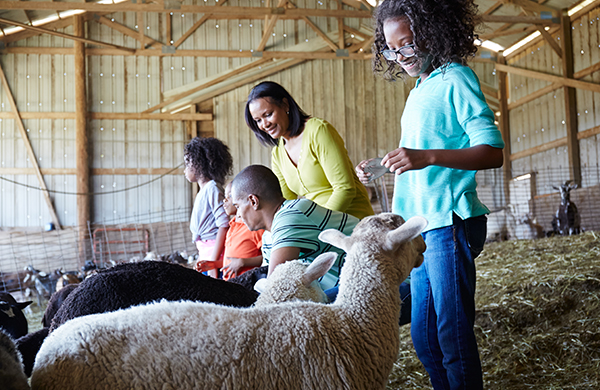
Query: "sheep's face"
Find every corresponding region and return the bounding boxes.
[319,213,427,277]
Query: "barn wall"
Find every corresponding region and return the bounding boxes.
[505,5,600,194]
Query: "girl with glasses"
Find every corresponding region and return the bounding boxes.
[356,0,505,388]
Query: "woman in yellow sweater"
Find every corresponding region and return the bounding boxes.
[245,81,373,219]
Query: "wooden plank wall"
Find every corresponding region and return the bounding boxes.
[506,5,600,194]
[214,59,414,176]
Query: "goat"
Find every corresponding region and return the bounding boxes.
[552,181,581,236]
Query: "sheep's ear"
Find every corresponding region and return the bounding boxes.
[16,301,32,310]
[301,253,336,286]
[319,229,352,252]
[384,216,428,251]
[254,278,268,294]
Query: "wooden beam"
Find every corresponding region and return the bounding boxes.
[257,14,279,51]
[95,15,162,49]
[0,168,184,175]
[0,52,62,228]
[573,61,600,80]
[478,25,536,41]
[494,63,600,93]
[137,12,145,49]
[497,54,512,198]
[507,82,561,110]
[480,15,559,24]
[177,59,306,110]
[0,112,212,120]
[0,16,135,54]
[301,16,338,51]
[510,137,566,160]
[502,0,558,14]
[74,15,89,235]
[483,1,504,15]
[338,18,345,49]
[0,2,373,19]
[173,0,229,48]
[143,59,269,113]
[560,8,581,185]
[342,24,370,40]
[0,46,371,59]
[536,26,561,58]
[166,10,172,45]
[480,82,499,98]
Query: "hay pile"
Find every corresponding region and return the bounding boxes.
[387,231,600,389]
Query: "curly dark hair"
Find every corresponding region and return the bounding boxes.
[372,0,480,81]
[183,137,233,185]
[245,81,310,147]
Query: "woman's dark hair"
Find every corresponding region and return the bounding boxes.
[372,0,479,81]
[183,137,233,185]
[244,81,310,147]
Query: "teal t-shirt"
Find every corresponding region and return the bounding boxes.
[261,199,359,290]
[392,63,505,231]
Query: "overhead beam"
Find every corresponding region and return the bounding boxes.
[257,14,279,51]
[494,63,600,93]
[94,15,162,49]
[143,59,269,114]
[536,26,561,58]
[502,0,558,14]
[0,16,135,54]
[478,25,536,40]
[173,0,229,48]
[480,15,559,24]
[0,112,213,120]
[0,2,373,19]
[302,16,339,51]
[0,57,62,228]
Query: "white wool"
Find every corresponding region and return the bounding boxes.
[31,213,427,390]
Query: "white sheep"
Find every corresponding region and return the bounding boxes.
[0,329,29,390]
[31,213,427,390]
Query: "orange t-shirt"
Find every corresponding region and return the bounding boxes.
[222,218,264,280]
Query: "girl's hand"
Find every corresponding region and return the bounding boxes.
[195,260,222,272]
[382,148,432,174]
[355,159,374,185]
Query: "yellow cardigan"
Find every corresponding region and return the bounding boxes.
[271,118,374,219]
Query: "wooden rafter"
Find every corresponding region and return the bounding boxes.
[0,16,135,54]
[495,63,600,93]
[483,1,504,15]
[142,59,269,114]
[343,25,370,40]
[0,2,373,19]
[0,46,371,59]
[173,0,229,48]
[502,0,558,14]
[0,61,61,228]
[507,82,561,110]
[95,15,162,49]
[480,15,559,24]
[0,111,211,120]
[302,16,338,51]
[478,26,536,41]
[257,14,279,51]
[536,26,561,58]
[137,11,145,49]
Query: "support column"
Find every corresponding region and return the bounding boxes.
[497,52,512,203]
[74,16,90,252]
[560,8,581,185]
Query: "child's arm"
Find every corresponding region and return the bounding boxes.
[381,144,503,175]
[195,226,229,275]
[221,255,263,279]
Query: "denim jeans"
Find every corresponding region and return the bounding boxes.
[324,281,412,326]
[411,213,486,390]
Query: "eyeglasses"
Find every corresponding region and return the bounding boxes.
[381,43,416,61]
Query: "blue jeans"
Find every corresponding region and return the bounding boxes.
[411,213,486,390]
[325,281,412,326]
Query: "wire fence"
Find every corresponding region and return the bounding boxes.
[2,166,600,301]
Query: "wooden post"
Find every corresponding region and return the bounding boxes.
[74,15,90,256]
[560,8,581,186]
[497,52,512,204]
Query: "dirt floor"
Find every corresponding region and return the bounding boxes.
[25,232,600,389]
[387,231,600,389]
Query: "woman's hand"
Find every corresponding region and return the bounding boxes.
[382,148,432,174]
[194,260,222,272]
[355,159,374,185]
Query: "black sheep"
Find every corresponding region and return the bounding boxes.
[0,328,29,390]
[50,260,259,330]
[0,292,32,339]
